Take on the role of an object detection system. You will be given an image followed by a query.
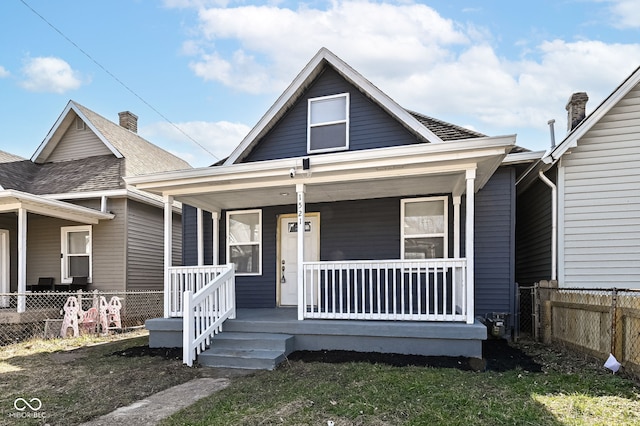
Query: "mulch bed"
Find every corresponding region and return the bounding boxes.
[112,338,543,372]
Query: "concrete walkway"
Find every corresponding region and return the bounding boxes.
[80,377,230,426]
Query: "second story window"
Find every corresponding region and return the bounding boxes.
[308,93,349,153]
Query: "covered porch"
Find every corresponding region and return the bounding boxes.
[129,138,514,322]
[0,190,114,313]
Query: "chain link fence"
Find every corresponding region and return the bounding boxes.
[524,283,640,380]
[0,291,162,346]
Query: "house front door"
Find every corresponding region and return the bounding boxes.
[278,214,319,306]
[0,230,9,307]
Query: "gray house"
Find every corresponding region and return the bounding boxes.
[129,48,525,368]
[0,100,189,305]
[517,65,640,289]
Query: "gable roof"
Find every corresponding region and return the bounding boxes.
[0,150,25,163]
[31,100,191,176]
[224,48,445,165]
[543,65,640,164]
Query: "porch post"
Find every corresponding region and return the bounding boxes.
[465,169,475,324]
[163,195,173,318]
[453,196,461,258]
[212,211,219,265]
[197,208,204,266]
[17,208,27,313]
[296,183,305,320]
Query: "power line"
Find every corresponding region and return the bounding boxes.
[18,0,219,161]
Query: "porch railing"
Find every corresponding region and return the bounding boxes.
[183,263,236,367]
[302,259,468,322]
[167,265,231,317]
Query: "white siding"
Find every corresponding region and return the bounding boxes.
[560,86,640,288]
[47,116,112,162]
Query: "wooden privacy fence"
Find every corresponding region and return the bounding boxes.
[536,281,640,378]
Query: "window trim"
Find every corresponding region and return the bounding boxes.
[307,92,350,154]
[226,209,262,276]
[60,225,92,283]
[400,197,448,260]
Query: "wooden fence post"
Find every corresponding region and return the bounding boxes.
[537,280,558,344]
[611,288,624,361]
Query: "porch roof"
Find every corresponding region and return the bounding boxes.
[126,136,515,212]
[0,189,115,224]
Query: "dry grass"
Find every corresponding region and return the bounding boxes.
[0,331,248,425]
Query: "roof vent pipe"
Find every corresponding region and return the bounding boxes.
[547,119,556,148]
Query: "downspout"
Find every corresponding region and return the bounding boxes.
[538,170,557,281]
[100,195,108,213]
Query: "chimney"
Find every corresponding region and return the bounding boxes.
[565,92,588,132]
[118,111,138,133]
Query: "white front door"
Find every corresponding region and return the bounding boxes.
[279,214,319,306]
[0,230,9,307]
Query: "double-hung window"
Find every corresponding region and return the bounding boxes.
[61,225,92,282]
[308,93,349,153]
[227,210,262,275]
[401,197,448,259]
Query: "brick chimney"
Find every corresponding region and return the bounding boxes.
[565,92,588,132]
[118,111,138,133]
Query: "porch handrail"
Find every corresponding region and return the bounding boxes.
[183,263,236,367]
[167,265,231,317]
[302,258,468,322]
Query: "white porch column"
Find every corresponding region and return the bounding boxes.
[453,196,461,258]
[296,183,305,320]
[197,208,204,266]
[17,208,27,313]
[163,195,174,318]
[212,211,219,266]
[465,169,476,324]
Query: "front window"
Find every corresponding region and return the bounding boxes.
[61,226,92,282]
[308,93,349,153]
[227,210,262,275]
[401,197,448,259]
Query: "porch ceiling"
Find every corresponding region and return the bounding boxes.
[127,136,516,212]
[0,190,114,224]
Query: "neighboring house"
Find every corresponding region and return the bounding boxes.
[0,100,189,304]
[129,48,526,368]
[517,65,640,289]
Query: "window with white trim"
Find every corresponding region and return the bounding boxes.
[401,197,448,259]
[227,210,262,275]
[61,225,92,282]
[308,93,349,153]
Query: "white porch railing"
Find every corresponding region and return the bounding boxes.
[183,263,236,367]
[167,265,231,317]
[302,259,468,322]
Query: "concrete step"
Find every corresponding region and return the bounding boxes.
[198,347,289,370]
[210,332,294,353]
[198,332,294,370]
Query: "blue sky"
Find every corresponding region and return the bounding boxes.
[1,0,639,167]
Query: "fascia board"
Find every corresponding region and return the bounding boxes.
[544,65,640,165]
[128,135,515,194]
[0,189,115,222]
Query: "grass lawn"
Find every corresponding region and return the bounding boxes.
[1,332,639,425]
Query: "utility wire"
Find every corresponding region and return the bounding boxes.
[19,0,219,161]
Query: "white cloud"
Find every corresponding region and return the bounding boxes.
[0,66,9,78]
[171,0,640,150]
[141,120,250,166]
[20,56,85,93]
[607,0,640,28]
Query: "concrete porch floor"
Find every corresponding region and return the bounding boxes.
[147,308,487,359]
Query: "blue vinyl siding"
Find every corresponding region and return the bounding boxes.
[243,66,420,162]
[474,167,516,318]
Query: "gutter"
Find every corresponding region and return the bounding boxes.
[538,169,557,281]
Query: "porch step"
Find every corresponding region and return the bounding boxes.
[198,332,294,370]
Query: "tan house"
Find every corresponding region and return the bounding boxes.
[0,100,189,307]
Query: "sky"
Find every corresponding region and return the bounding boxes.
[1,0,639,168]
